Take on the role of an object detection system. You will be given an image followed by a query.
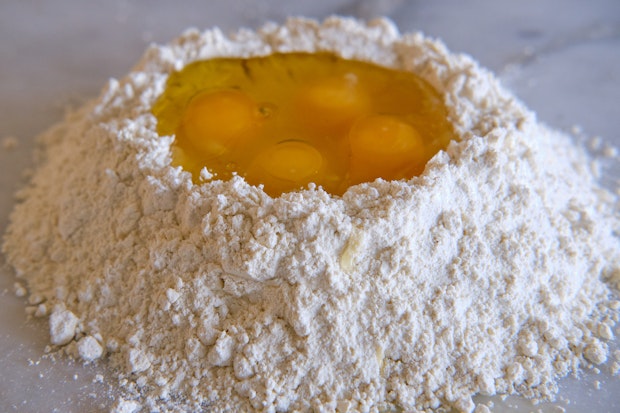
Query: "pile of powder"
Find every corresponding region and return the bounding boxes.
[3,17,620,413]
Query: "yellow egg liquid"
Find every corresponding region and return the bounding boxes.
[152,53,455,196]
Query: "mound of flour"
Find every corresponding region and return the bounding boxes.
[3,17,620,413]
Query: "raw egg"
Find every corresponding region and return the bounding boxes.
[153,53,455,196]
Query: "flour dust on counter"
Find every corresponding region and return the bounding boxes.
[2,17,620,413]
[2,135,19,151]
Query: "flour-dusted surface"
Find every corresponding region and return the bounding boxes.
[3,17,620,413]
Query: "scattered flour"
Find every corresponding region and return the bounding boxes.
[49,307,79,346]
[78,335,105,363]
[3,17,620,413]
[1,135,18,150]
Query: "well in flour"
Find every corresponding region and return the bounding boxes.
[2,17,620,413]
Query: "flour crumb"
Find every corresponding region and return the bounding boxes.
[34,303,47,318]
[589,135,603,151]
[77,335,104,362]
[49,307,79,346]
[2,135,18,150]
[584,341,608,365]
[127,348,151,373]
[602,144,618,158]
[13,282,26,297]
[112,399,141,413]
[474,404,491,413]
[598,323,614,340]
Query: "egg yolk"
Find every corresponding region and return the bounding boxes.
[178,89,259,156]
[349,115,426,184]
[152,53,456,196]
[246,141,323,195]
[295,74,371,132]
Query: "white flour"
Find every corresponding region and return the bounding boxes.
[3,17,620,413]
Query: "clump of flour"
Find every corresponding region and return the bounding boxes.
[3,17,620,413]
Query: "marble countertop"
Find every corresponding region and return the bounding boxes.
[1,1,618,412]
